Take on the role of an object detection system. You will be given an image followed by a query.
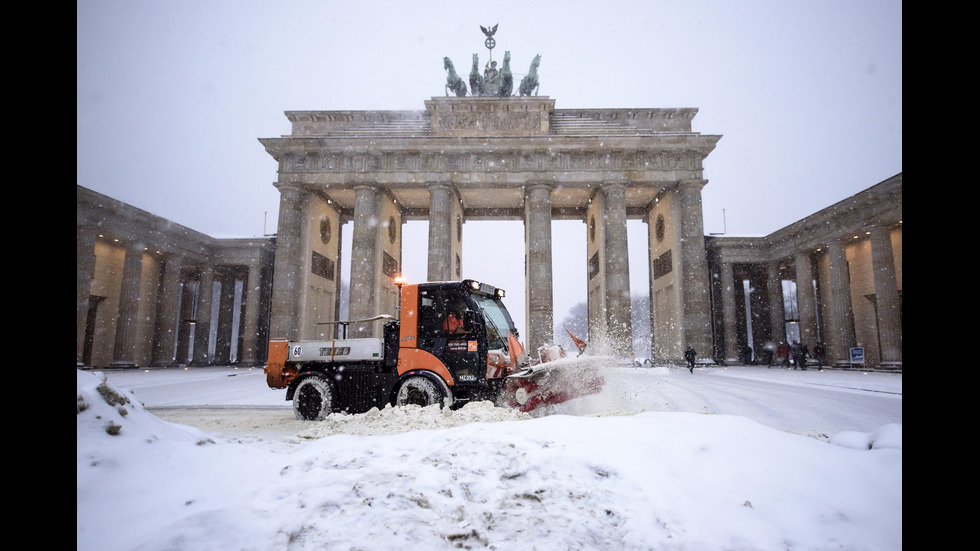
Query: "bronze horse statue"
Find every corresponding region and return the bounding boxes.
[519,54,541,96]
[469,53,485,96]
[498,51,513,97]
[444,57,467,97]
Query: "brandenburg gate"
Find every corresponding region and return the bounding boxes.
[259,90,720,362]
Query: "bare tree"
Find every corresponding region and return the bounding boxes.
[554,295,652,360]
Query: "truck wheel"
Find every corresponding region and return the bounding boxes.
[293,376,334,420]
[395,376,444,408]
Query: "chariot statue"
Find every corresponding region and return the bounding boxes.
[443,25,540,98]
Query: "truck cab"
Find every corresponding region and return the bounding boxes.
[400,279,522,401]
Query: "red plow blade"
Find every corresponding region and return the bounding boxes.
[501,357,606,413]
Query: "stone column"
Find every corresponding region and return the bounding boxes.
[767,262,785,346]
[239,261,263,366]
[214,271,237,364]
[646,268,657,361]
[349,183,381,338]
[524,183,554,354]
[601,181,632,356]
[427,183,454,281]
[269,182,306,340]
[870,225,902,368]
[795,252,818,348]
[152,253,184,366]
[110,241,145,367]
[334,218,345,338]
[174,275,196,365]
[720,261,740,364]
[826,239,855,366]
[677,179,712,356]
[77,226,97,366]
[192,264,215,366]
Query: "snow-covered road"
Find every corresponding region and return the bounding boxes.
[102,364,901,442]
[562,366,902,439]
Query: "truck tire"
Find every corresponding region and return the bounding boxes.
[395,376,445,408]
[293,375,334,420]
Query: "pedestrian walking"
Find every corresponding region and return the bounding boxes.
[741,344,753,365]
[777,342,789,368]
[763,341,775,367]
[799,343,809,370]
[684,346,697,373]
[789,341,802,370]
[813,341,825,369]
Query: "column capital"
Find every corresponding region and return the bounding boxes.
[601,178,629,191]
[77,224,99,238]
[524,182,553,200]
[867,223,895,237]
[678,178,708,192]
[274,180,306,194]
[428,182,463,208]
[427,181,456,191]
[353,181,381,192]
[161,249,185,262]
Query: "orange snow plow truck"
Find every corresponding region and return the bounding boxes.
[265,279,604,420]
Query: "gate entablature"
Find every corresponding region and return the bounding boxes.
[260,99,719,221]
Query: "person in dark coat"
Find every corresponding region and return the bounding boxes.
[813,342,825,369]
[789,341,809,370]
[741,344,753,365]
[684,346,697,373]
[763,341,775,367]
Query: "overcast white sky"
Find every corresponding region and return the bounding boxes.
[77,0,902,337]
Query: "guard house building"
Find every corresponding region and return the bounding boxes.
[705,173,902,370]
[76,186,276,369]
[76,98,902,370]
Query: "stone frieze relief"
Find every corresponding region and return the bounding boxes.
[287,149,703,173]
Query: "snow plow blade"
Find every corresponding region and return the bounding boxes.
[501,356,607,413]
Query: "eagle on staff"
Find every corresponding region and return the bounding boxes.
[480,23,498,50]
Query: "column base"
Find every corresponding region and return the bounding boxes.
[832,362,870,370]
[878,361,903,371]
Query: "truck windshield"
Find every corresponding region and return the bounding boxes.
[470,294,517,349]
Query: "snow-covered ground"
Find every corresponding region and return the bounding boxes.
[77,363,901,550]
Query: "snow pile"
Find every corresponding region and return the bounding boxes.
[829,423,903,450]
[296,400,530,438]
[76,369,215,446]
[77,369,902,550]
